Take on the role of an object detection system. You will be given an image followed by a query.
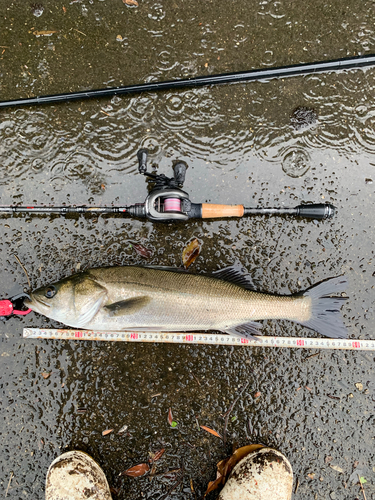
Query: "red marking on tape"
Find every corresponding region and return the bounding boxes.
[186,335,193,341]
[75,331,83,338]
[352,341,360,349]
[241,338,249,344]
[131,333,138,340]
[297,339,305,346]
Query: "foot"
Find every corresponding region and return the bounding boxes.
[218,447,293,500]
[45,450,112,500]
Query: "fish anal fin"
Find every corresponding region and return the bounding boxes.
[225,321,263,341]
[212,265,256,291]
[104,296,151,317]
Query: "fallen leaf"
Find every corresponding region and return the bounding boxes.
[41,372,51,379]
[254,391,261,398]
[33,30,58,36]
[307,473,315,479]
[149,448,165,463]
[204,476,223,496]
[118,424,128,435]
[167,408,173,426]
[217,444,264,478]
[116,35,123,41]
[171,421,178,428]
[355,382,363,391]
[62,6,67,13]
[325,455,333,463]
[133,243,153,259]
[102,429,114,436]
[204,444,264,496]
[330,464,344,473]
[359,476,367,484]
[122,463,149,477]
[123,0,138,5]
[182,238,201,269]
[200,425,222,439]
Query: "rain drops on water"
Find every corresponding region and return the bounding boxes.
[282,149,311,178]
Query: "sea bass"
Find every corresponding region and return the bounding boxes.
[24,266,348,339]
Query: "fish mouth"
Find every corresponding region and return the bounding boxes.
[24,293,51,313]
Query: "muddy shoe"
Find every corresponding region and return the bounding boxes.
[45,450,112,500]
[218,447,293,500]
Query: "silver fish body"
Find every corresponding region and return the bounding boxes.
[25,266,348,339]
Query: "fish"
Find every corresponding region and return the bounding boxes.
[24,265,348,339]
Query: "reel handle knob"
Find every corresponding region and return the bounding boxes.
[173,161,188,187]
[137,148,148,174]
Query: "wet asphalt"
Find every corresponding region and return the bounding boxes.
[0,0,375,499]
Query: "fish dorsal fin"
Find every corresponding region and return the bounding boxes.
[212,265,256,291]
[143,265,188,273]
[104,296,151,317]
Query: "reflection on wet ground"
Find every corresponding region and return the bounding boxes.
[1,0,375,498]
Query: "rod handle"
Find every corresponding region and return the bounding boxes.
[201,203,244,218]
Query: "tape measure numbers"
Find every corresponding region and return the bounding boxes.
[23,329,375,350]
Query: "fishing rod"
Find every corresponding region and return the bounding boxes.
[1,53,375,109]
[0,149,335,222]
[1,53,375,108]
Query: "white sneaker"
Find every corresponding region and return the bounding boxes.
[45,451,112,500]
[218,447,293,500]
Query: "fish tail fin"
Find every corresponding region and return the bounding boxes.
[297,276,348,339]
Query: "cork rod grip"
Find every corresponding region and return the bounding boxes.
[201,203,244,218]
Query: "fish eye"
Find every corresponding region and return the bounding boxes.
[45,286,56,299]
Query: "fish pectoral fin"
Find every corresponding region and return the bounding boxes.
[75,296,106,328]
[104,296,151,317]
[224,321,263,341]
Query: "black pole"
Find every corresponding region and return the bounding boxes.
[1,54,375,109]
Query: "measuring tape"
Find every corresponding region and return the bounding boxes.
[23,329,375,350]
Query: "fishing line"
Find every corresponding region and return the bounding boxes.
[23,329,375,351]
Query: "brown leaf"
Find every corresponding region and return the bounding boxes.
[307,473,315,480]
[102,429,114,436]
[167,408,173,426]
[33,30,58,36]
[219,444,264,479]
[123,0,138,5]
[133,243,153,259]
[205,444,265,497]
[330,464,344,473]
[122,463,149,477]
[41,372,51,379]
[254,391,261,398]
[204,476,223,496]
[152,448,165,462]
[182,238,201,269]
[200,425,222,439]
